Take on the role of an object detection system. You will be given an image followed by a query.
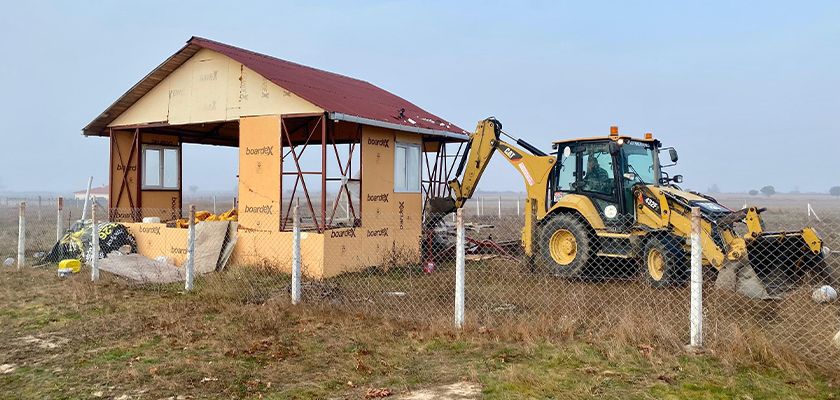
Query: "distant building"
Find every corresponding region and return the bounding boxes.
[74,186,109,201]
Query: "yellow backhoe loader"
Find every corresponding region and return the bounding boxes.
[431,118,831,299]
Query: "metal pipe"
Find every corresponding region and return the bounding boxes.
[56,198,63,242]
[185,205,196,291]
[81,176,93,221]
[91,198,99,281]
[17,202,25,269]
[455,208,465,328]
[292,200,301,305]
[689,207,703,348]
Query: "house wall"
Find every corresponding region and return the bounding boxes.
[237,115,281,233]
[108,48,323,128]
[112,119,429,279]
[321,127,424,277]
[122,223,189,266]
[109,130,139,217]
[109,131,181,222]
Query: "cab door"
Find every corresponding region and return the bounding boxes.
[577,141,625,225]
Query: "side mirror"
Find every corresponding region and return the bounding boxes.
[623,172,636,181]
[673,174,683,184]
[669,148,678,163]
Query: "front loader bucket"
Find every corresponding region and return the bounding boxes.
[716,231,826,299]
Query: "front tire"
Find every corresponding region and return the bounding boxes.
[644,235,688,289]
[540,214,591,277]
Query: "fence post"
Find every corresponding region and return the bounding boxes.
[455,208,465,328]
[292,201,301,305]
[38,196,42,221]
[213,195,217,215]
[56,197,63,242]
[517,197,521,216]
[81,176,93,221]
[498,196,502,219]
[185,205,196,291]
[17,202,25,269]
[689,206,703,348]
[91,198,99,280]
[475,198,479,216]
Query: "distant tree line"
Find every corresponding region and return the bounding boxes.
[744,186,840,197]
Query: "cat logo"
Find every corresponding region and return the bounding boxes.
[498,143,522,161]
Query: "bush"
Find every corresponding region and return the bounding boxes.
[830,186,840,197]
[760,186,776,197]
[749,190,759,196]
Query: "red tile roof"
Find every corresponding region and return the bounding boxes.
[74,186,109,195]
[83,37,466,138]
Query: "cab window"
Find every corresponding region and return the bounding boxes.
[581,144,614,195]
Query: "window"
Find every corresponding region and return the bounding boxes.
[394,142,421,192]
[143,145,180,190]
[581,143,615,195]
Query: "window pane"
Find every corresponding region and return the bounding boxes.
[163,148,179,188]
[582,143,614,195]
[144,149,160,187]
[407,145,420,191]
[395,146,407,191]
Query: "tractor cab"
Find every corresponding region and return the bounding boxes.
[549,128,676,229]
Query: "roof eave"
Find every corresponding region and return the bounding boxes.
[329,113,468,141]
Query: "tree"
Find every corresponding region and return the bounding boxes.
[830,186,840,198]
[748,190,758,196]
[188,185,199,194]
[708,183,720,194]
[760,185,776,197]
[789,186,801,195]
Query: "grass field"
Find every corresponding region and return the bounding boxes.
[1,266,839,399]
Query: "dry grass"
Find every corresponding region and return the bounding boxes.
[327,254,840,377]
[1,266,839,399]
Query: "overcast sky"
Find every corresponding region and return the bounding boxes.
[1,1,838,194]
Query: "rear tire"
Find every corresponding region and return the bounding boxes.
[540,214,591,277]
[644,235,688,289]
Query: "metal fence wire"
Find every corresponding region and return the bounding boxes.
[3,198,840,369]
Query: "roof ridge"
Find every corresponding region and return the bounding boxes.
[188,36,372,86]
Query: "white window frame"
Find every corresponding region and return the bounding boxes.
[394,142,421,193]
[142,145,180,190]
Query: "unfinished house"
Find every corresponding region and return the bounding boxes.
[82,37,467,278]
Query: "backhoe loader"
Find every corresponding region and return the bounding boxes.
[430,118,831,299]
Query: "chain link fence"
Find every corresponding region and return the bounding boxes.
[3,197,839,369]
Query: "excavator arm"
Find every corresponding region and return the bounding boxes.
[449,118,556,210]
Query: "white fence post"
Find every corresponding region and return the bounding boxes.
[689,206,703,348]
[517,197,521,216]
[185,205,196,291]
[213,195,217,215]
[292,201,302,305]
[81,176,93,222]
[455,208,465,328]
[91,198,99,280]
[17,202,25,269]
[498,196,502,219]
[56,197,63,242]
